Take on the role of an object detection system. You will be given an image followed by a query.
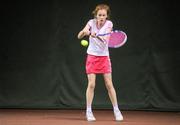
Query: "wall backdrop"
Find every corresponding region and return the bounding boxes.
[0,0,179,111]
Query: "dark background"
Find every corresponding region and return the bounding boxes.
[0,0,179,111]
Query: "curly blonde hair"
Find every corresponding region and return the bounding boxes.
[92,4,111,19]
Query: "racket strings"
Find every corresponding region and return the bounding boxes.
[108,32,127,48]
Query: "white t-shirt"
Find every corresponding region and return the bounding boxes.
[87,19,113,56]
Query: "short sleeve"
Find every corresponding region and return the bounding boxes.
[87,19,93,28]
[107,20,113,29]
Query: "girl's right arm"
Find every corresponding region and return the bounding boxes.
[77,24,90,39]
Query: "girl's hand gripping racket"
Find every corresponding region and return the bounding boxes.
[97,30,127,48]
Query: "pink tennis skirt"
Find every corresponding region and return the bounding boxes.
[86,54,112,74]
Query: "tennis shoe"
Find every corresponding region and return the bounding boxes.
[86,111,96,121]
[114,110,123,121]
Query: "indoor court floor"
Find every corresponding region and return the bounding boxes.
[0,109,180,125]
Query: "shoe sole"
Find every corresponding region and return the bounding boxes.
[115,118,123,121]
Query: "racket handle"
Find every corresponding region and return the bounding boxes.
[90,33,106,43]
[96,36,106,43]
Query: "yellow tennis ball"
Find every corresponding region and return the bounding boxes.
[81,40,88,47]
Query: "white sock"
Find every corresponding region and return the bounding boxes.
[86,105,92,113]
[113,105,120,112]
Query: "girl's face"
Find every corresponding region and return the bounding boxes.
[96,9,107,24]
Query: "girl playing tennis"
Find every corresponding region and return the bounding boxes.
[77,4,123,122]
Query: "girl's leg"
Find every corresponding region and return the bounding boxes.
[103,73,123,121]
[103,73,118,106]
[86,73,96,121]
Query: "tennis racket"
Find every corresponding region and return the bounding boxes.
[97,30,127,48]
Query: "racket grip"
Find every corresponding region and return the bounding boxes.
[96,36,106,43]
